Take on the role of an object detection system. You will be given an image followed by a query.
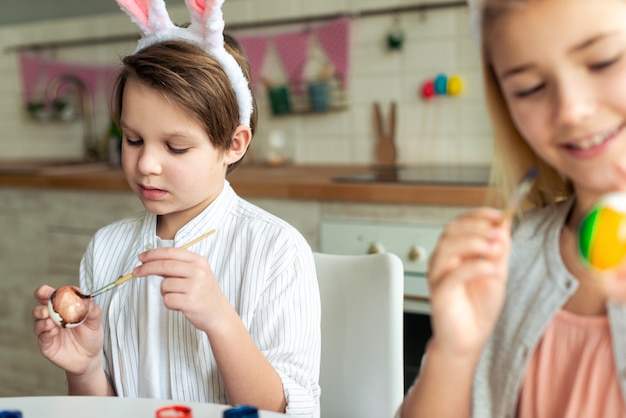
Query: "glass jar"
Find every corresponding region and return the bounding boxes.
[263,130,292,167]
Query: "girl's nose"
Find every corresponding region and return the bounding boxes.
[554,77,595,127]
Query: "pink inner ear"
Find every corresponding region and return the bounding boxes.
[186,0,216,18]
[117,0,152,29]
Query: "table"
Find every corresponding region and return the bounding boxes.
[0,396,285,417]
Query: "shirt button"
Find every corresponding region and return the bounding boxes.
[565,280,573,289]
[145,243,154,250]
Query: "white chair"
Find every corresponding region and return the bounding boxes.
[313,252,405,418]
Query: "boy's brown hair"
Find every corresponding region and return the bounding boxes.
[112,34,258,173]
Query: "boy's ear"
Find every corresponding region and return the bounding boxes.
[225,125,252,165]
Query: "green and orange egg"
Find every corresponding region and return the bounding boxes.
[579,193,626,272]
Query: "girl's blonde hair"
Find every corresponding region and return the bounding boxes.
[112,34,258,174]
[480,0,573,210]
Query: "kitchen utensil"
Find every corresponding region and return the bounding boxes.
[374,101,397,167]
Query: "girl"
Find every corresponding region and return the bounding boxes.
[32,1,320,416]
[401,0,626,417]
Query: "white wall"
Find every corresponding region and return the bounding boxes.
[0,0,494,166]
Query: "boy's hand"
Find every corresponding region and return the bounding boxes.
[134,247,230,332]
[32,285,104,376]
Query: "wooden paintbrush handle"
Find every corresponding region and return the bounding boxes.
[90,229,217,297]
[181,229,216,249]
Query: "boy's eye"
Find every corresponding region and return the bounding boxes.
[167,144,189,155]
[126,137,142,147]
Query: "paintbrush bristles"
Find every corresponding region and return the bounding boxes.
[502,166,539,223]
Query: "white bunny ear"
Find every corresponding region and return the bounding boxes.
[185,0,226,49]
[184,0,253,126]
[116,0,175,39]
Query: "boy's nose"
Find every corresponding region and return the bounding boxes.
[137,148,162,175]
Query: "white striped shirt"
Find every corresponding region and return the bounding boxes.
[79,181,321,416]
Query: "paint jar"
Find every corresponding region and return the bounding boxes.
[0,411,22,418]
[155,405,192,418]
[223,406,258,418]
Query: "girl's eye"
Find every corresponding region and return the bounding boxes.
[125,137,142,147]
[589,55,621,71]
[514,83,545,98]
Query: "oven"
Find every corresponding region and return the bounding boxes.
[320,219,443,392]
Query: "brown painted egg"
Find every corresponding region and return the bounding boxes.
[47,286,90,328]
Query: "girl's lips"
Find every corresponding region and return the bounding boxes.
[563,124,624,158]
[139,185,167,200]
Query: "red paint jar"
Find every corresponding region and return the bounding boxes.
[155,405,192,418]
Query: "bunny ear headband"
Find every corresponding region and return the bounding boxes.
[115,0,253,127]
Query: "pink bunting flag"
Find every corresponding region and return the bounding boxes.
[313,17,351,89]
[238,36,269,91]
[17,52,47,102]
[274,30,311,94]
[17,52,120,114]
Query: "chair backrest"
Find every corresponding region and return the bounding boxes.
[313,252,404,418]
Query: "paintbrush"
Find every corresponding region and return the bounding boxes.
[88,229,217,298]
[501,166,539,223]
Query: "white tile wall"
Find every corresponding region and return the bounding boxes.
[0,0,494,165]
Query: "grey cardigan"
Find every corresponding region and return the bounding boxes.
[473,198,626,417]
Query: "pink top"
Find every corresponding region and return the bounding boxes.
[517,309,626,417]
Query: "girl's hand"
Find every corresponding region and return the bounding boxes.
[32,285,104,375]
[133,248,228,332]
[427,207,511,359]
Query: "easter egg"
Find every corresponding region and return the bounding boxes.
[434,74,448,95]
[420,80,436,99]
[579,193,626,271]
[47,285,90,328]
[447,75,463,96]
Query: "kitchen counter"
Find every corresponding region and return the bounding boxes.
[0,163,494,206]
